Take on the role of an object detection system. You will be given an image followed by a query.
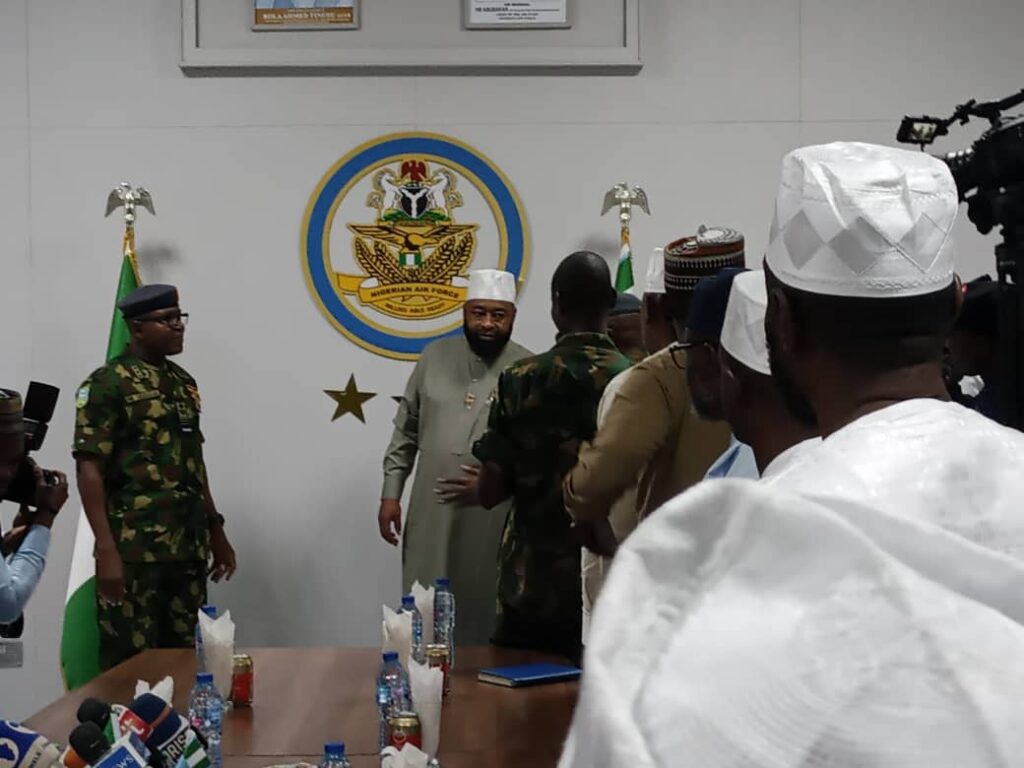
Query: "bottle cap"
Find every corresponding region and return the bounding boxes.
[401,595,415,607]
[197,672,214,684]
[325,742,345,755]
[383,651,399,662]
[201,605,217,617]
[434,577,450,588]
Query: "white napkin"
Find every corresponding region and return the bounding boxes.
[198,609,235,699]
[381,743,430,768]
[408,660,444,759]
[382,606,413,670]
[134,675,174,703]
[410,581,435,646]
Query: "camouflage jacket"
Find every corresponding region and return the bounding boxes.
[473,332,630,643]
[73,355,209,563]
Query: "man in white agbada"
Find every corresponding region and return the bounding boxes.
[560,143,1024,766]
[560,480,1024,768]
[717,270,819,477]
[760,141,1024,560]
[379,269,530,644]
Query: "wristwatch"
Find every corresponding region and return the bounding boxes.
[208,512,226,529]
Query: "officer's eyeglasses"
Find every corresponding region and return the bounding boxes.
[135,312,189,328]
[670,340,718,368]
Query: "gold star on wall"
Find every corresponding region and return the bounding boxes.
[325,375,377,423]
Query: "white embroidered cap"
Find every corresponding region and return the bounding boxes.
[644,247,665,295]
[466,269,516,303]
[721,271,770,376]
[765,142,958,298]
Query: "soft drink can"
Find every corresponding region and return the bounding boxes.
[231,653,254,707]
[425,643,451,699]
[388,711,422,750]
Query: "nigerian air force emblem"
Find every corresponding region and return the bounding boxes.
[303,133,529,360]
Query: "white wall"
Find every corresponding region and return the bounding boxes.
[2,0,1023,718]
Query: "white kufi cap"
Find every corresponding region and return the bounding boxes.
[765,142,958,298]
[466,269,517,304]
[644,247,665,295]
[721,271,769,375]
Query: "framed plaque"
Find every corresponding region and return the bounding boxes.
[181,0,640,73]
[464,0,571,30]
[253,0,359,31]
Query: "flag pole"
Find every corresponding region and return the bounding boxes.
[602,182,650,293]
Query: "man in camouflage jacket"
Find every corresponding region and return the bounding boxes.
[74,285,236,669]
[474,252,629,663]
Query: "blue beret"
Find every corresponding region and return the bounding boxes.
[685,267,748,338]
[118,284,179,319]
[610,292,642,317]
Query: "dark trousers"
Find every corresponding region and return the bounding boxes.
[492,603,583,667]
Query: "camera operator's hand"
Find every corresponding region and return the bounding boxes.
[32,462,68,515]
[96,545,126,605]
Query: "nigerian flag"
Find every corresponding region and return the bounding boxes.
[60,237,140,689]
[615,226,635,292]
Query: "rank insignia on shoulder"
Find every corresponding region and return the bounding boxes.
[76,385,90,409]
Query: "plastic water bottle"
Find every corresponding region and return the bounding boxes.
[187,672,224,768]
[401,594,424,664]
[434,577,456,669]
[319,742,351,768]
[195,604,217,674]
[376,651,412,751]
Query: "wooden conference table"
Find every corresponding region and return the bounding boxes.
[26,647,578,768]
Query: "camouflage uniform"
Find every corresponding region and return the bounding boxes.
[473,332,630,660]
[73,355,209,670]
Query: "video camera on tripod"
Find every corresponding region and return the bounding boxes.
[897,87,1024,429]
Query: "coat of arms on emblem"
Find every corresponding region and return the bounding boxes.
[334,159,479,320]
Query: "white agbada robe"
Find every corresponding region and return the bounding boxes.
[760,436,821,479]
[764,398,1024,561]
[560,480,1024,768]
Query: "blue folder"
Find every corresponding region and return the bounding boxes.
[477,662,582,688]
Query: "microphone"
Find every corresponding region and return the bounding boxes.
[126,695,208,768]
[0,721,63,768]
[67,723,149,768]
[75,700,109,728]
[66,725,107,767]
[74,701,128,747]
[60,748,86,768]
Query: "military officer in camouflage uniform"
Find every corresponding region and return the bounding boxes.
[474,252,630,663]
[74,284,237,669]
